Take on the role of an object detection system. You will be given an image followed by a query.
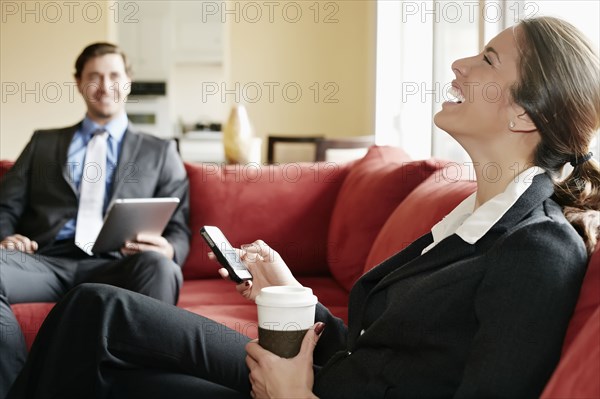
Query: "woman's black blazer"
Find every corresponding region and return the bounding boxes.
[313,173,588,399]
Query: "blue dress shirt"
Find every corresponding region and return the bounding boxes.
[55,113,128,240]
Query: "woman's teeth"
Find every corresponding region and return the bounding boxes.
[448,86,465,103]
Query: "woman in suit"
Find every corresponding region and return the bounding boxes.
[7,16,600,399]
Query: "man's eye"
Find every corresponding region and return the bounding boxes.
[483,55,492,65]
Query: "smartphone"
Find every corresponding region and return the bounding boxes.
[200,226,253,283]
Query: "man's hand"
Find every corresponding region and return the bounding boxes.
[245,322,324,399]
[0,234,38,254]
[121,233,174,259]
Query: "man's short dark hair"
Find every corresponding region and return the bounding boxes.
[74,42,132,79]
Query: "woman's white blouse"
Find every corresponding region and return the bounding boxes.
[422,166,545,254]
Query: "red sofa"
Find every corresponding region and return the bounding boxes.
[2,145,599,397]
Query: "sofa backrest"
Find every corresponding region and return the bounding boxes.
[0,160,12,177]
[325,146,442,291]
[541,243,600,398]
[562,240,600,352]
[182,161,352,279]
[364,167,477,272]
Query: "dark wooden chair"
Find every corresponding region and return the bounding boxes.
[315,135,375,162]
[267,135,376,163]
[266,135,324,163]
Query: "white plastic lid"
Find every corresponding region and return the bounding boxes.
[255,286,318,308]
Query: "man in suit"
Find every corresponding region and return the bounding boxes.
[0,42,190,397]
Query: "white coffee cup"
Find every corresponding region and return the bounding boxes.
[255,286,318,358]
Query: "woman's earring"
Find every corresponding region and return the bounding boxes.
[509,121,516,129]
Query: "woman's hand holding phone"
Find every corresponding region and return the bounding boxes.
[217,240,302,301]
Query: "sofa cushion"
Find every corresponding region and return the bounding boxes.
[179,277,349,309]
[183,162,350,280]
[12,303,55,350]
[541,305,600,399]
[178,276,350,339]
[0,160,12,177]
[561,241,600,353]
[327,146,442,291]
[365,170,477,272]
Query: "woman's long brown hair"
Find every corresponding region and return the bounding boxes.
[512,17,600,254]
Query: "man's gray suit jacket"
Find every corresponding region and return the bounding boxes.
[0,122,191,265]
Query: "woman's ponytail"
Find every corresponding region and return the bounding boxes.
[513,17,600,255]
[555,160,600,254]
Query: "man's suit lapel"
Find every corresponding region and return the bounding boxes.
[110,126,142,201]
[59,123,81,196]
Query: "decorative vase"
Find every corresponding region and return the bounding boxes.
[223,105,254,164]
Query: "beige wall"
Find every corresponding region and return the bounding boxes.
[1,0,376,161]
[0,0,115,159]
[226,0,377,155]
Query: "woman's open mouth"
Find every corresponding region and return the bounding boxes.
[447,85,465,104]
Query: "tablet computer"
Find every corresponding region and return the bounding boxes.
[91,197,180,254]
